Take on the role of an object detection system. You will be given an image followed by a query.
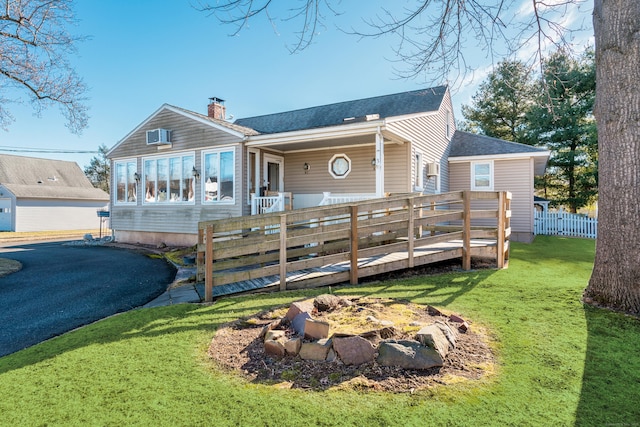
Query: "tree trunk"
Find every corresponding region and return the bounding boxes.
[586,0,640,314]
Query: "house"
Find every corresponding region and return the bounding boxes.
[0,154,110,232]
[106,86,549,246]
[448,131,550,242]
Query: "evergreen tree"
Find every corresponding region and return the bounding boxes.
[527,49,597,213]
[461,60,535,145]
[84,144,110,193]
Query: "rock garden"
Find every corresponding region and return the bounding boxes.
[208,294,495,392]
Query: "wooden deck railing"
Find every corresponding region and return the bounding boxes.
[197,190,511,302]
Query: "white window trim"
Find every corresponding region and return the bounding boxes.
[414,151,424,191]
[471,160,494,191]
[446,110,451,140]
[202,147,236,204]
[113,158,138,206]
[142,152,196,205]
[328,153,351,179]
[433,159,441,194]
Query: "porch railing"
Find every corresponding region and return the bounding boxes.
[319,192,378,206]
[251,192,293,215]
[197,190,512,302]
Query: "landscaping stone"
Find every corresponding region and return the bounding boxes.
[449,314,470,332]
[415,324,450,358]
[326,348,337,362]
[285,300,314,321]
[333,336,376,366]
[264,339,286,358]
[291,312,312,336]
[435,321,458,349]
[427,305,445,317]
[377,339,444,369]
[259,318,284,339]
[304,318,329,340]
[299,338,332,361]
[314,294,344,312]
[449,314,466,323]
[284,337,302,356]
[264,329,286,343]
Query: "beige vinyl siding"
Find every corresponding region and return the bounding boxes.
[384,143,409,193]
[283,146,377,194]
[109,109,245,160]
[494,158,534,236]
[449,158,535,240]
[14,199,108,232]
[386,90,454,194]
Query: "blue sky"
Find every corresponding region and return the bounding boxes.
[0,1,593,169]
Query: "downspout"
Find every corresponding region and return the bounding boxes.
[375,126,384,197]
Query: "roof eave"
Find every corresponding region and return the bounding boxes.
[245,120,391,147]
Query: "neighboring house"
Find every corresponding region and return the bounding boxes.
[0,154,110,232]
[106,86,549,246]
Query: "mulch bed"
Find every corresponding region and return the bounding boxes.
[208,297,496,392]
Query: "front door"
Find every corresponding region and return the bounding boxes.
[263,154,284,193]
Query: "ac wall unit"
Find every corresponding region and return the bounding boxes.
[427,162,440,176]
[146,129,172,145]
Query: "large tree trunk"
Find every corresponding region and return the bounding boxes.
[586,0,640,314]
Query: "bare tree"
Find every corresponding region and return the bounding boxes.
[0,0,88,133]
[202,0,640,315]
[198,0,586,85]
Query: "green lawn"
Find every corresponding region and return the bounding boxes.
[1,236,638,426]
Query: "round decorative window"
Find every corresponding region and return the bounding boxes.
[328,154,351,179]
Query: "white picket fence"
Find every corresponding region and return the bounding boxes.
[534,208,597,239]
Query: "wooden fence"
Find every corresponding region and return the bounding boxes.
[197,191,511,302]
[534,208,597,239]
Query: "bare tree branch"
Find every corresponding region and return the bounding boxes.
[198,0,590,90]
[0,0,88,133]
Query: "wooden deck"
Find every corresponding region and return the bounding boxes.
[197,191,511,301]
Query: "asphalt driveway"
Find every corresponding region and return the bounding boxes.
[0,240,176,358]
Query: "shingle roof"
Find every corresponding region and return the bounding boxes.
[449,131,549,157]
[0,154,109,200]
[234,86,448,134]
[169,105,260,136]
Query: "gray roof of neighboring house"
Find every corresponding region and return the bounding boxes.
[234,86,448,134]
[0,154,109,200]
[449,131,549,157]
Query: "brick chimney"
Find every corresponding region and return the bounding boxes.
[207,97,226,120]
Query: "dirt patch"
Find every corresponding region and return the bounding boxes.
[208,297,495,392]
[0,258,22,277]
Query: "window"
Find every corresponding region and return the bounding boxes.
[446,110,451,139]
[471,161,493,190]
[328,154,351,179]
[414,151,424,191]
[143,153,195,203]
[203,148,235,203]
[114,159,138,204]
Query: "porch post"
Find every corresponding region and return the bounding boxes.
[375,128,384,197]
